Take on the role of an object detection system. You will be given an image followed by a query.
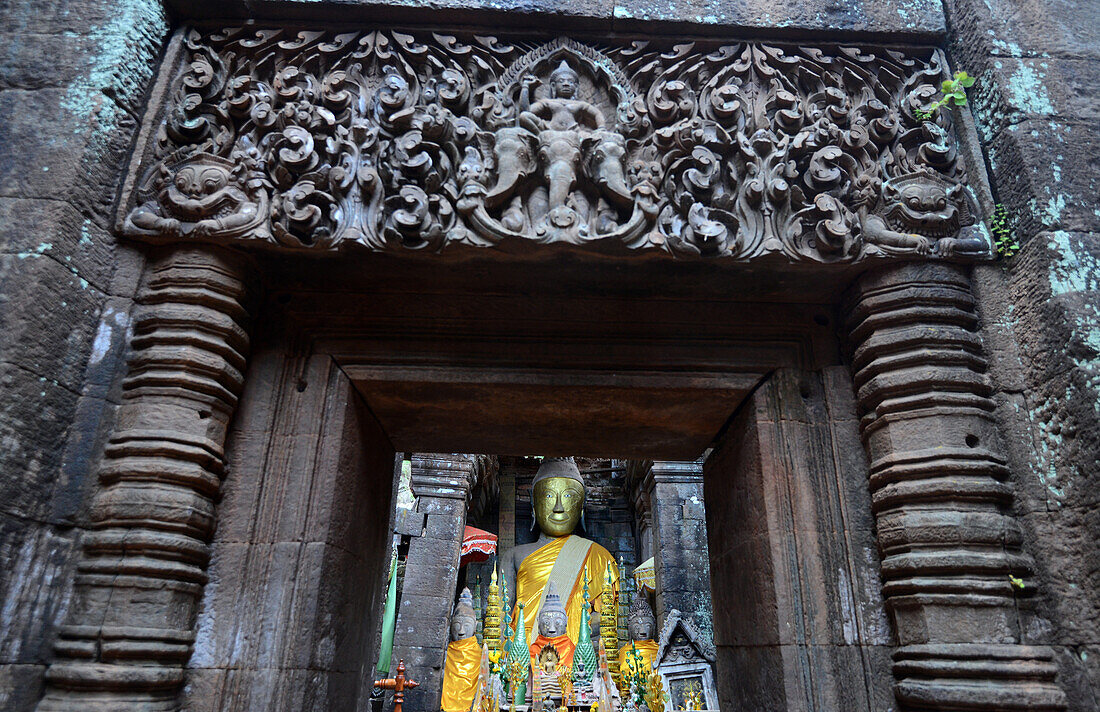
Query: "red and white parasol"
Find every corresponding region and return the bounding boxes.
[460,525,497,566]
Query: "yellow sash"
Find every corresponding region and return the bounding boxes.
[513,536,620,645]
[442,636,481,712]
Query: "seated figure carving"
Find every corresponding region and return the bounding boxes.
[618,594,658,687]
[530,582,576,675]
[441,588,481,712]
[483,59,634,235]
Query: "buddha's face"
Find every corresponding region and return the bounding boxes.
[539,610,567,638]
[534,477,584,537]
[628,617,654,641]
[451,614,475,641]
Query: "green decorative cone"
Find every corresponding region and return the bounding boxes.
[508,602,529,704]
[573,573,597,681]
[376,554,398,675]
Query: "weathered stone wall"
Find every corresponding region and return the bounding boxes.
[163,0,947,39]
[944,0,1100,707]
[0,2,168,710]
[182,346,397,712]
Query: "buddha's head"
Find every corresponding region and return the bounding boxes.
[627,594,656,641]
[450,588,477,641]
[532,457,585,537]
[538,582,568,638]
[549,60,579,99]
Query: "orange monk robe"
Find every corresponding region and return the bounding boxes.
[619,639,659,681]
[441,636,481,712]
[530,633,576,671]
[512,535,619,646]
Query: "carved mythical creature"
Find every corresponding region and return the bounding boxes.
[861,169,989,257]
[126,152,267,240]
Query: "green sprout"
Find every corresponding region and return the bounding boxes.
[990,203,1019,259]
[915,71,976,121]
[1009,574,1026,590]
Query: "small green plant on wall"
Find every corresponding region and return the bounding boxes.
[990,203,1020,259]
[915,71,976,121]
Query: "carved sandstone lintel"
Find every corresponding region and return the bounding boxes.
[37,247,255,712]
[844,263,1065,710]
[120,29,993,263]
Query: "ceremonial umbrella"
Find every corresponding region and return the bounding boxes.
[460,525,497,566]
[633,556,656,594]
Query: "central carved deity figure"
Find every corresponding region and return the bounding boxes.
[502,458,619,647]
[502,60,634,231]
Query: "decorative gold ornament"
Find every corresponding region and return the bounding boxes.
[601,562,620,685]
[486,565,503,659]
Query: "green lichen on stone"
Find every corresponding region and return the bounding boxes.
[1026,232,1100,502]
[1005,62,1055,116]
[59,0,168,158]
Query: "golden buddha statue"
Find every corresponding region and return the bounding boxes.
[618,594,658,686]
[442,588,481,712]
[502,457,619,647]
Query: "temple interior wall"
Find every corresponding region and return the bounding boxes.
[0,0,1098,709]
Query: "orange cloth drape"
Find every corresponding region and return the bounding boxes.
[530,633,576,670]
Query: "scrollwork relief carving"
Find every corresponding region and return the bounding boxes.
[123,28,993,262]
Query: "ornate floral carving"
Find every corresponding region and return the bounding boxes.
[123,28,993,262]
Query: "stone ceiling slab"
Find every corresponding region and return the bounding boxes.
[168,0,945,40]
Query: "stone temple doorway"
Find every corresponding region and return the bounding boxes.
[34,22,1067,712]
[172,250,894,712]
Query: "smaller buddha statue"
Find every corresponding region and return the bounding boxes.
[529,582,576,672]
[442,588,481,712]
[618,594,658,685]
[572,655,595,703]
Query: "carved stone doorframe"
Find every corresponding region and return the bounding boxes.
[844,262,1066,710]
[33,20,1069,712]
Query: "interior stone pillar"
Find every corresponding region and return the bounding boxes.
[391,454,475,712]
[844,262,1066,710]
[649,460,713,628]
[37,246,255,711]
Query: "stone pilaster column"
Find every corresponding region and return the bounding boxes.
[649,460,712,628]
[38,247,255,712]
[845,263,1065,710]
[392,454,476,712]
